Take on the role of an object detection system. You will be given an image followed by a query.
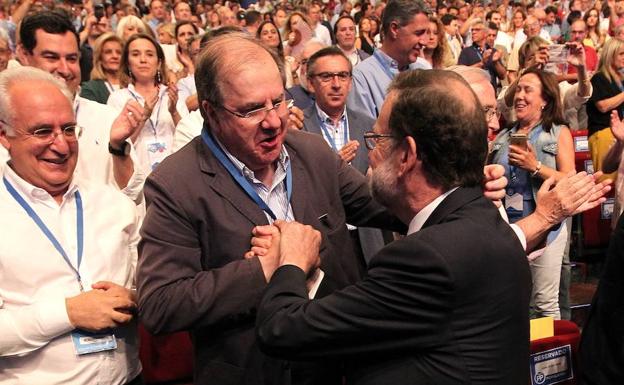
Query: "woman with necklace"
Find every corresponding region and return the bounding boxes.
[107,33,180,175]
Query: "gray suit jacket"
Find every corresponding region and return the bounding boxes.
[302,105,384,262]
[301,105,374,174]
[137,128,402,385]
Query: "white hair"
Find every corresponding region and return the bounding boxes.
[0,67,73,135]
[447,65,492,84]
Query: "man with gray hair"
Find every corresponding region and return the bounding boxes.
[347,0,432,119]
[0,67,141,384]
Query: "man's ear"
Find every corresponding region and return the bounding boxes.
[397,136,418,178]
[200,99,220,127]
[0,126,12,152]
[16,44,30,66]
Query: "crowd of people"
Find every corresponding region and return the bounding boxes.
[0,0,622,384]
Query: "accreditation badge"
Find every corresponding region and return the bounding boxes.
[71,330,117,355]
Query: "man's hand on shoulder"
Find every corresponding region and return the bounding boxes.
[65,281,136,332]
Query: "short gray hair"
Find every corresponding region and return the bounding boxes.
[447,65,492,84]
[0,67,73,135]
[381,0,430,36]
[195,32,282,116]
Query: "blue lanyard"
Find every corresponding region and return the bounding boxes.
[473,44,484,61]
[316,112,349,152]
[373,50,396,81]
[3,177,84,291]
[129,88,163,137]
[200,128,292,221]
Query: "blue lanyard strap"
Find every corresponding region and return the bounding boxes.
[200,128,292,221]
[3,177,84,291]
[373,50,396,81]
[316,112,349,152]
[129,88,163,136]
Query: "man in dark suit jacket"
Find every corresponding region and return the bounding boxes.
[256,69,532,384]
[580,212,624,385]
[301,46,384,262]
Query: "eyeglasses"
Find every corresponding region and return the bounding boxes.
[363,131,394,150]
[219,98,294,125]
[310,71,352,83]
[11,125,83,144]
[484,107,501,122]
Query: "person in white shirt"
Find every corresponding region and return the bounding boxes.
[108,33,180,176]
[0,66,141,385]
[11,11,146,202]
[308,2,333,46]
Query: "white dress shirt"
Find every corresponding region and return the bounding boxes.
[314,23,333,46]
[75,96,145,202]
[0,166,141,385]
[108,84,175,176]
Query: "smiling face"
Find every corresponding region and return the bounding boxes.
[20,30,80,95]
[514,73,546,125]
[391,13,430,68]
[259,23,280,48]
[204,48,288,175]
[0,81,77,197]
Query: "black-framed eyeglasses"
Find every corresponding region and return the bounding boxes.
[310,71,352,83]
[5,123,83,144]
[484,106,501,122]
[218,98,294,125]
[363,131,394,150]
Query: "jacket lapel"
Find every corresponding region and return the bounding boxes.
[302,106,322,136]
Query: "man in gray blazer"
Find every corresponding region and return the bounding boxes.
[301,46,385,262]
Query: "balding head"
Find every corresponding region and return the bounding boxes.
[195,33,282,116]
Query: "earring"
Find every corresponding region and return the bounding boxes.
[541,105,545,110]
[156,69,162,84]
[128,69,133,79]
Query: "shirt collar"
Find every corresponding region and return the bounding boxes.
[3,162,79,205]
[376,48,407,72]
[407,187,458,235]
[315,104,347,125]
[212,134,290,184]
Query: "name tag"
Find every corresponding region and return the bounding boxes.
[71,330,117,355]
[147,140,168,170]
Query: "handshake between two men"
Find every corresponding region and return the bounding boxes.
[246,168,611,282]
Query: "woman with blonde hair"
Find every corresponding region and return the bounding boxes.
[80,32,123,104]
[156,22,175,44]
[587,37,624,180]
[422,16,455,69]
[116,15,153,41]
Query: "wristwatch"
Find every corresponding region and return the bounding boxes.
[108,141,130,157]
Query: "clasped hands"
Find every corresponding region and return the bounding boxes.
[245,220,321,283]
[65,281,136,333]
